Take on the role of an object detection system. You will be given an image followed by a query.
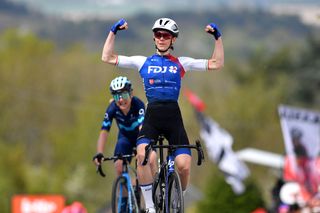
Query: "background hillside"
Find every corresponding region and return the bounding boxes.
[1,0,320,212]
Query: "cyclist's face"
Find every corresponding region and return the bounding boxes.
[113,91,132,111]
[154,30,176,51]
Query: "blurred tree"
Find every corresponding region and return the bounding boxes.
[197,172,265,213]
[292,36,320,105]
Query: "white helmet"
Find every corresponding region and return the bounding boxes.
[109,76,132,94]
[152,18,179,37]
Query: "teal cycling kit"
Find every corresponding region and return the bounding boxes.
[101,96,145,156]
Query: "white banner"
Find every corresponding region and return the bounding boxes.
[198,112,250,194]
[279,105,320,158]
[278,104,320,195]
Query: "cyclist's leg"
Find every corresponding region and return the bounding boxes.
[136,114,159,211]
[149,150,158,177]
[166,103,192,192]
[175,152,191,191]
[136,138,155,184]
[136,140,155,211]
[136,103,160,184]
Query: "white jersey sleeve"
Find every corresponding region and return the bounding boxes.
[178,56,208,72]
[117,55,147,71]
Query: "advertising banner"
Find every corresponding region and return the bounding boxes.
[12,195,65,213]
[278,105,320,195]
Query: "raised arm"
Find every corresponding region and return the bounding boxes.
[101,18,128,65]
[205,23,224,71]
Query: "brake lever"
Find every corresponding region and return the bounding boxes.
[96,164,106,177]
[196,140,205,166]
[142,144,151,166]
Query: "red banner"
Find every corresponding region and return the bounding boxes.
[183,88,206,112]
[12,195,65,213]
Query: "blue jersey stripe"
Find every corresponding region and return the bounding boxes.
[119,116,144,131]
[102,121,111,128]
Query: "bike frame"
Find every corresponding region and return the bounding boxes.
[143,135,204,213]
[97,153,139,213]
[118,160,135,212]
[165,152,176,212]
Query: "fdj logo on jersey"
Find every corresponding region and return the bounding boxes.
[148,66,178,74]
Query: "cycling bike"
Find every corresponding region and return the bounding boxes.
[97,153,144,213]
[142,135,205,213]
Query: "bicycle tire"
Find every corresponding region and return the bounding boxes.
[134,182,145,212]
[112,176,127,213]
[128,180,140,213]
[167,171,184,213]
[112,176,140,213]
[153,172,166,212]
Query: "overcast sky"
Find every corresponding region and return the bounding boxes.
[8,0,319,21]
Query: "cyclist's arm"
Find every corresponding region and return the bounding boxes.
[178,57,208,71]
[208,37,224,71]
[101,31,146,69]
[101,19,146,69]
[101,19,128,65]
[97,130,108,153]
[117,55,146,70]
[178,39,224,72]
[96,104,115,153]
[101,31,118,65]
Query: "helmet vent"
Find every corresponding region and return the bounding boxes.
[152,18,179,37]
[109,76,132,94]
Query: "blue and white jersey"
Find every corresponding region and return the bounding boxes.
[116,54,208,103]
[101,96,145,140]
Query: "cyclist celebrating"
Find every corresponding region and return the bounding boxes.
[92,76,157,211]
[101,17,224,212]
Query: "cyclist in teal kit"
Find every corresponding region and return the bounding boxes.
[93,76,144,171]
[101,17,224,213]
[93,76,157,212]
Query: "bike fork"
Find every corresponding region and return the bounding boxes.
[165,155,175,212]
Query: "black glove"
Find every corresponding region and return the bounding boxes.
[92,153,104,163]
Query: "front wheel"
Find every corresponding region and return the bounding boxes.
[112,176,140,213]
[167,171,184,213]
[112,176,128,213]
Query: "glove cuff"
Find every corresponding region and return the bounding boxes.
[110,26,118,34]
[213,30,221,40]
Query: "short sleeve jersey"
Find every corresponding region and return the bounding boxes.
[116,54,208,103]
[101,96,145,140]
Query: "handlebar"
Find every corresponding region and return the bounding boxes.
[96,153,135,177]
[142,139,205,166]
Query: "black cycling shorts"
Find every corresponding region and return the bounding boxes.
[137,101,189,146]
